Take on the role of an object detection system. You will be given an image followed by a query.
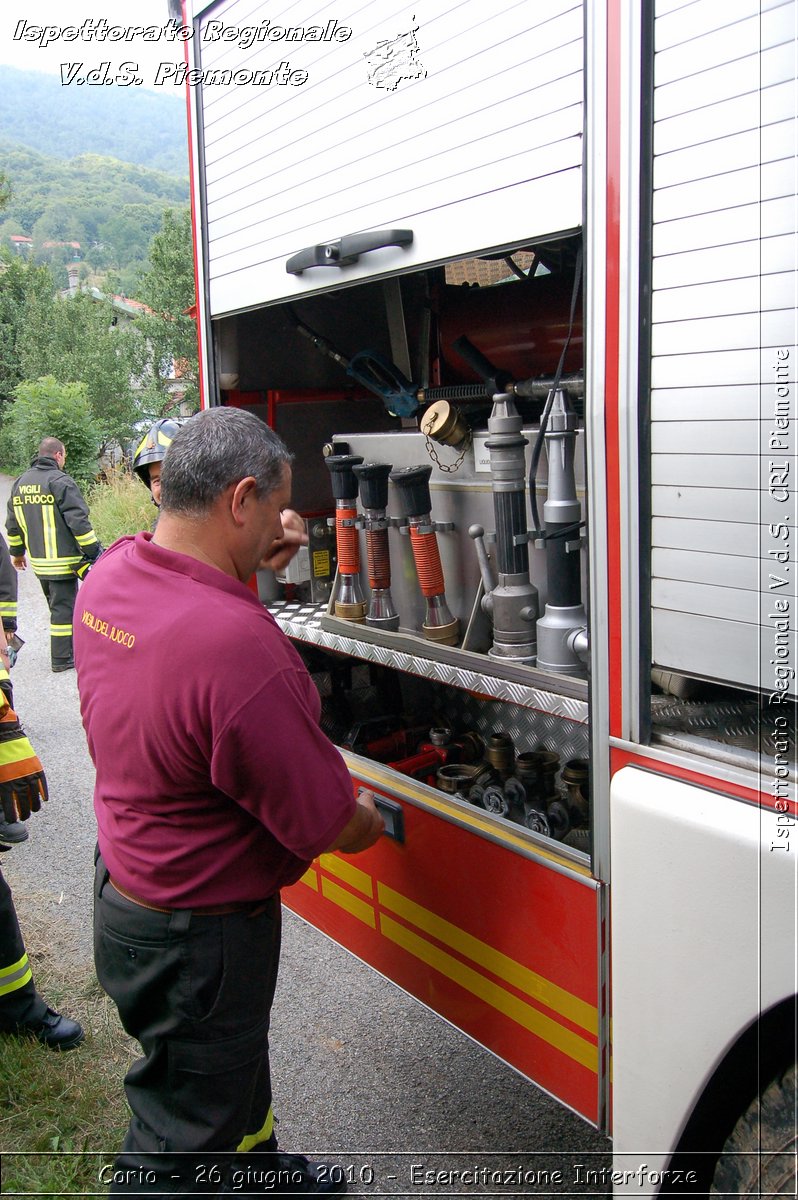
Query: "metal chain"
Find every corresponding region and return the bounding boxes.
[422,420,473,474]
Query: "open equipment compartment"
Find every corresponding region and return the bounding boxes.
[213,236,602,1121]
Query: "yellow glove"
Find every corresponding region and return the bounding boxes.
[0,692,48,824]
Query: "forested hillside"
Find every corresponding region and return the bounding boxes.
[0,141,189,290]
[0,68,197,469]
[0,66,187,177]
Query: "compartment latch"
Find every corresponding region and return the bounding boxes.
[374,795,405,843]
[286,229,413,274]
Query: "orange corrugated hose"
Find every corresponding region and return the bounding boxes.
[409,527,446,596]
[365,529,391,590]
[335,507,360,574]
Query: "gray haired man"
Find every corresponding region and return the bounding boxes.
[75,408,383,1196]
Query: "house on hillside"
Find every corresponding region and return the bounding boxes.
[85,285,194,419]
[42,241,81,254]
[8,235,33,256]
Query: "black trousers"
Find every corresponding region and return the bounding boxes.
[0,866,47,1028]
[94,857,281,1197]
[38,575,79,668]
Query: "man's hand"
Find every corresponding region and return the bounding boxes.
[12,556,27,572]
[260,509,309,574]
[326,789,385,855]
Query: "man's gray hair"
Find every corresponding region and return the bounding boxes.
[160,408,292,515]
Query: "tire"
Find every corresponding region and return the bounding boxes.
[711,1062,797,1197]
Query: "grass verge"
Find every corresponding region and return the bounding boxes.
[87,469,155,548]
[0,892,133,1198]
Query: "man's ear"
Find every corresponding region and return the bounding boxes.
[230,477,258,526]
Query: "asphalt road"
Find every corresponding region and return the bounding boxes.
[0,473,611,1196]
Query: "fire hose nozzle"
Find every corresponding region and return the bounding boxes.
[353,462,399,631]
[389,465,459,646]
[325,454,367,622]
[467,389,539,663]
[536,391,588,675]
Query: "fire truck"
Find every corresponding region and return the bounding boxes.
[181,0,797,1191]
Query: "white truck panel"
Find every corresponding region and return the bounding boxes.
[655,4,794,84]
[653,197,795,256]
[651,381,795,421]
[653,115,795,192]
[649,0,798,694]
[652,573,792,624]
[655,38,794,124]
[653,515,796,552]
[653,548,797,591]
[651,310,794,357]
[651,415,795,454]
[652,609,797,694]
[651,271,794,321]
[611,767,798,1189]
[655,0,791,49]
[652,347,796,388]
[188,0,584,314]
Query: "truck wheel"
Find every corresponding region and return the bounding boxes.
[710,1063,797,1197]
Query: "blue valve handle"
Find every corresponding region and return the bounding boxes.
[347,350,419,417]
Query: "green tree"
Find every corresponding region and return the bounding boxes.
[0,249,54,407]
[16,289,142,451]
[135,208,198,413]
[31,203,87,253]
[98,205,164,271]
[0,377,101,483]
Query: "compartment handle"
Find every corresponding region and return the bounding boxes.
[286,229,413,275]
[374,795,405,843]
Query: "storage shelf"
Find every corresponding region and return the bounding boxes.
[269,600,589,725]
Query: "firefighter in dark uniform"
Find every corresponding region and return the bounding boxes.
[6,437,103,673]
[0,534,18,644]
[0,622,84,1049]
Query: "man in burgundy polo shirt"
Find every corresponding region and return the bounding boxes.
[74,408,383,1197]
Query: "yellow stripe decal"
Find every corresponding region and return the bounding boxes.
[319,853,373,898]
[305,855,597,1068]
[75,531,98,546]
[320,878,376,928]
[381,914,597,1072]
[378,884,597,1036]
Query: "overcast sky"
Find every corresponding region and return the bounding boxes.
[0,1,186,91]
